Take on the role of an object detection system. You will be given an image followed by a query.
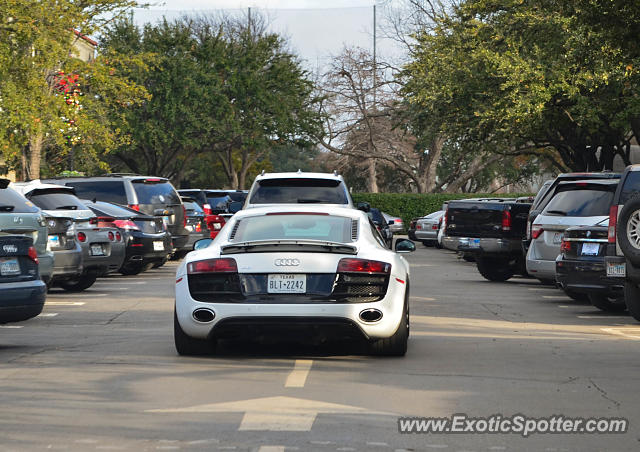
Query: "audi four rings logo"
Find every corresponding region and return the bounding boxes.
[274,258,300,266]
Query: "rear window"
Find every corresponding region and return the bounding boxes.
[424,211,443,220]
[232,214,354,242]
[227,192,248,202]
[184,201,203,213]
[542,187,615,217]
[132,181,181,205]
[368,208,385,224]
[29,190,87,211]
[0,188,40,213]
[250,178,348,204]
[207,196,232,212]
[64,181,128,204]
[620,171,640,204]
[84,201,138,218]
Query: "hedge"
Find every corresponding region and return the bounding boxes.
[351,192,534,232]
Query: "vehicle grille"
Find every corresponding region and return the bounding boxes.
[332,273,389,302]
[229,221,241,240]
[351,219,358,241]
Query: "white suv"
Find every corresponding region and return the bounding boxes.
[244,171,354,209]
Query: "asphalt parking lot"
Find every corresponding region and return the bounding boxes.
[1,245,640,451]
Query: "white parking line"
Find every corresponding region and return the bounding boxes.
[0,325,23,329]
[46,301,86,306]
[543,296,568,299]
[578,316,629,319]
[285,359,313,388]
[258,447,285,452]
[38,313,58,317]
[48,293,107,297]
[94,281,146,285]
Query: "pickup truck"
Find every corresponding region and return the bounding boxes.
[442,198,531,281]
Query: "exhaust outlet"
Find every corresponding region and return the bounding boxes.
[192,308,215,323]
[359,308,383,323]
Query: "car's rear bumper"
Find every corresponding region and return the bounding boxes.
[556,258,623,295]
[415,230,438,241]
[0,279,46,323]
[443,236,520,254]
[526,257,556,280]
[51,247,83,280]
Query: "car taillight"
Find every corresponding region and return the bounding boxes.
[28,246,38,264]
[128,204,140,211]
[432,223,439,230]
[337,258,391,274]
[416,223,422,230]
[502,210,512,231]
[77,231,87,242]
[608,205,618,243]
[203,204,212,215]
[108,231,115,241]
[526,220,532,240]
[531,225,544,240]
[560,239,571,253]
[187,258,238,274]
[195,223,201,232]
[115,232,122,241]
[182,205,187,228]
[113,219,140,231]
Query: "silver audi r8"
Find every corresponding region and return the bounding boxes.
[174,205,415,356]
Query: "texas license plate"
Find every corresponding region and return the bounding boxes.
[606,261,626,278]
[153,241,165,251]
[0,258,20,276]
[90,244,105,256]
[48,235,60,248]
[267,274,306,293]
[581,243,600,256]
[469,238,480,248]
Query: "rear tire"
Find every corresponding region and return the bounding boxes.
[616,195,640,266]
[588,293,627,312]
[174,310,216,355]
[58,272,97,292]
[476,257,514,282]
[624,282,640,321]
[563,289,589,302]
[369,284,409,356]
[119,262,144,276]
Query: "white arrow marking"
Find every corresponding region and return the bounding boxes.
[146,396,391,431]
[285,359,313,388]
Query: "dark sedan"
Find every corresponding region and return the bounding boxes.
[556,222,625,311]
[83,200,172,275]
[0,235,46,323]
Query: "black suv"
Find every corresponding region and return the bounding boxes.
[44,175,188,253]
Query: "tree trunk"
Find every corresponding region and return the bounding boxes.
[367,158,378,193]
[28,128,44,180]
[444,154,500,193]
[424,135,444,193]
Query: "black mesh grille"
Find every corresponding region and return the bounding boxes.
[229,221,241,240]
[351,219,358,241]
[188,273,243,302]
[332,273,389,303]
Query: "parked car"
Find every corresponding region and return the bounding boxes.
[177,189,211,214]
[382,212,404,233]
[443,198,531,281]
[556,222,625,311]
[526,179,619,296]
[244,171,353,209]
[83,200,172,275]
[604,164,640,321]
[0,180,53,284]
[176,189,227,239]
[179,196,209,257]
[368,207,393,248]
[0,235,47,323]
[13,182,126,291]
[524,173,620,254]
[174,206,415,356]
[415,211,444,247]
[203,191,235,219]
[45,175,189,254]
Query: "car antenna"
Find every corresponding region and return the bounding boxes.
[261,170,265,176]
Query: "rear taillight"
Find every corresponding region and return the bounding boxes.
[416,223,422,230]
[203,204,212,215]
[531,225,544,240]
[502,210,512,231]
[608,205,618,243]
[187,258,238,274]
[195,223,201,233]
[128,204,140,211]
[431,223,439,230]
[115,232,122,241]
[108,231,115,241]
[337,258,391,274]
[77,232,87,242]
[28,246,38,264]
[560,239,571,253]
[113,219,140,231]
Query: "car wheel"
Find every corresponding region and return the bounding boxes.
[58,272,97,292]
[624,282,640,321]
[174,310,216,355]
[152,257,168,269]
[119,262,145,276]
[588,293,627,312]
[422,240,434,247]
[476,257,514,282]
[617,195,640,267]
[435,241,443,249]
[369,283,409,356]
[563,289,589,302]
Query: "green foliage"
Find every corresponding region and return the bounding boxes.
[352,192,533,230]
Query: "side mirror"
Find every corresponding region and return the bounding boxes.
[357,202,370,213]
[395,239,416,253]
[193,238,213,250]
[229,201,242,214]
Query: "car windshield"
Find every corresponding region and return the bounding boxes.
[542,187,614,217]
[250,178,348,204]
[424,211,443,220]
[231,214,354,243]
[207,196,231,212]
[0,188,40,213]
[65,181,128,204]
[29,190,87,211]
[133,180,181,204]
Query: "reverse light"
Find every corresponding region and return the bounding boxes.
[531,225,544,240]
[187,258,238,274]
[608,205,618,244]
[28,246,38,264]
[113,219,140,231]
[337,258,391,274]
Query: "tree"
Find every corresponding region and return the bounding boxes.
[0,0,148,179]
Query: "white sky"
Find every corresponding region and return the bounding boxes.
[133,0,405,71]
